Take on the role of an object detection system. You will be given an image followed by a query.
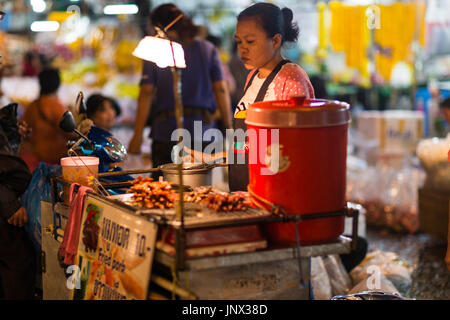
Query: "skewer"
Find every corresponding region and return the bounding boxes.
[98,168,160,177]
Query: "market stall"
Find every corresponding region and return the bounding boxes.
[1,0,450,302]
[40,172,359,300]
[39,93,361,300]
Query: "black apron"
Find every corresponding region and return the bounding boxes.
[228,59,290,192]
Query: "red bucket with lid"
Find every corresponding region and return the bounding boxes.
[245,96,351,245]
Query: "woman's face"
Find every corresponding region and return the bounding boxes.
[92,100,116,131]
[235,18,280,71]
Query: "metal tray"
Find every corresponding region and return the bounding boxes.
[107,193,272,229]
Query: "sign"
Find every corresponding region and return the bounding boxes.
[73,195,157,300]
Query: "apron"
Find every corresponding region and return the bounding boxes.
[228,59,290,192]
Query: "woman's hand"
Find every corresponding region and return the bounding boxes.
[128,134,143,154]
[17,120,31,139]
[182,146,204,163]
[182,146,227,164]
[8,206,28,227]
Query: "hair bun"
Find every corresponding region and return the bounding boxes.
[281,7,298,43]
[281,7,293,24]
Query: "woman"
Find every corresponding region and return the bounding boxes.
[186,2,314,191]
[128,4,232,179]
[20,68,74,172]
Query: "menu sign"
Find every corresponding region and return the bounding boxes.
[73,196,157,300]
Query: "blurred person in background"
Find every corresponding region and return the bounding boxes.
[206,33,235,136]
[81,93,122,132]
[206,34,236,98]
[128,3,232,179]
[0,8,36,300]
[0,104,35,300]
[22,51,45,77]
[19,68,74,172]
[228,42,249,114]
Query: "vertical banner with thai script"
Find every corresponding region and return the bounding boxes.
[73,196,157,300]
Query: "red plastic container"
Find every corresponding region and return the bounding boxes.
[245,96,351,245]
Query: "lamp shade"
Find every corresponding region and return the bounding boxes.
[132,36,186,69]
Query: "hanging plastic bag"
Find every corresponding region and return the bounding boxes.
[21,162,61,250]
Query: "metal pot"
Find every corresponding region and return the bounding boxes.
[158,163,213,187]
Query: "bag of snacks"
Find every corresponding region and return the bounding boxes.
[416,134,450,192]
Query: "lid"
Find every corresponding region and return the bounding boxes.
[61,156,99,167]
[245,95,351,128]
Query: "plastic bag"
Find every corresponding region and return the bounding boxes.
[350,250,412,296]
[322,255,353,296]
[348,273,400,296]
[382,165,424,233]
[21,162,62,250]
[346,158,425,234]
[310,257,332,300]
[416,134,450,192]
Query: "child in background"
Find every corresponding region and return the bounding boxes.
[86,94,121,132]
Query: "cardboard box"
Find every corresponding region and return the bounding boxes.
[357,110,424,156]
[418,186,449,240]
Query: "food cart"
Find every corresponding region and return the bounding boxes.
[39,88,357,300]
[40,171,360,300]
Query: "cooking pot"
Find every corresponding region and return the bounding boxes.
[158,163,215,187]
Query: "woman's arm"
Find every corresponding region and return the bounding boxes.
[183,145,227,163]
[128,84,155,154]
[0,154,31,222]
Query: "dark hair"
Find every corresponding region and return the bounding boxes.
[237,2,299,44]
[38,68,60,95]
[150,4,199,41]
[86,94,121,119]
[440,97,450,110]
